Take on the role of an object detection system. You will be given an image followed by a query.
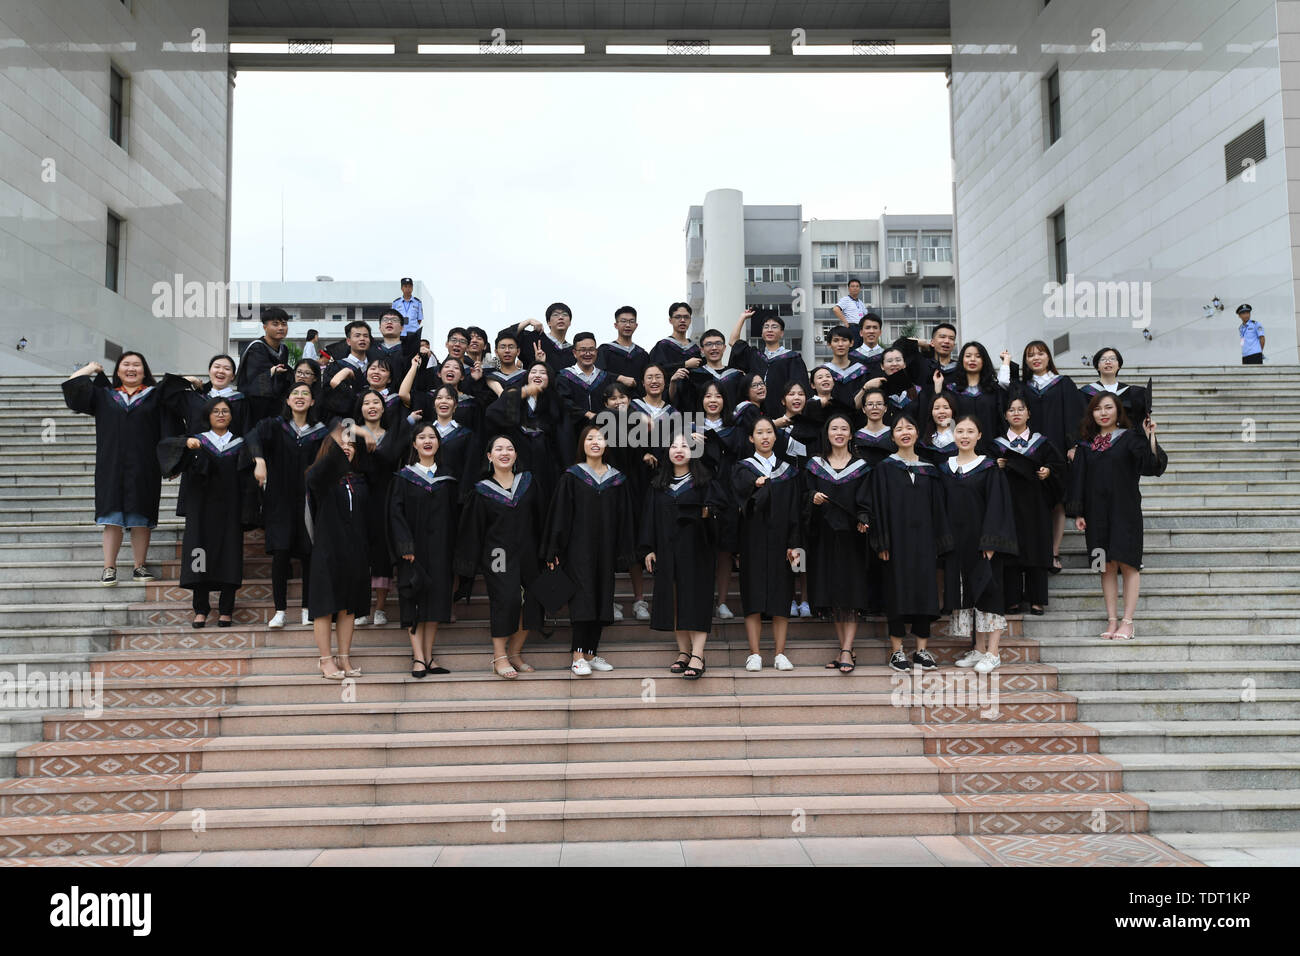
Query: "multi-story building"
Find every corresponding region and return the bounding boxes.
[686,190,956,367]
[227,279,434,357]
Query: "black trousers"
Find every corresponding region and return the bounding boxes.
[1242,352,1263,364]
[887,615,932,639]
[1005,566,1049,607]
[193,585,236,616]
[571,620,604,654]
[271,551,310,611]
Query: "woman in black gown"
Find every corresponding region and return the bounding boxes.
[943,342,1008,455]
[484,362,562,504]
[695,381,744,620]
[543,423,637,675]
[353,388,411,627]
[640,433,721,679]
[454,435,546,679]
[941,415,1019,674]
[804,412,872,673]
[389,422,458,678]
[157,397,254,627]
[851,388,895,466]
[1065,393,1167,642]
[1078,346,1150,432]
[994,394,1065,616]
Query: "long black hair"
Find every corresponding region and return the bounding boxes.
[955,341,997,391]
[696,380,734,427]
[406,421,443,467]
[1021,340,1060,381]
[818,411,859,460]
[110,352,156,387]
[477,432,519,482]
[650,430,714,490]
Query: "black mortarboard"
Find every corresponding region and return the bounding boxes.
[998,448,1040,481]
[325,339,350,361]
[970,557,995,607]
[882,367,915,398]
[1145,377,1153,416]
[528,566,577,615]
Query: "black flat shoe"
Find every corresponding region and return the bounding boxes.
[426,659,450,675]
[1006,604,1023,615]
[411,658,428,678]
[1029,606,1046,616]
[683,655,705,680]
[217,618,232,628]
[192,617,206,629]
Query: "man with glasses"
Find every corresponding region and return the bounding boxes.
[597,305,650,395]
[650,302,703,384]
[684,327,747,409]
[555,332,608,461]
[368,309,422,384]
[517,303,577,370]
[728,307,810,417]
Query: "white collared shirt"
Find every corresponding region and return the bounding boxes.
[209,385,236,398]
[948,454,987,474]
[202,430,235,451]
[412,462,437,480]
[752,453,779,477]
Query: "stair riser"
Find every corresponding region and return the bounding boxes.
[1044,645,1300,662]
[1100,734,1300,754]
[1022,618,1300,636]
[1046,595,1300,610]
[1058,674,1300,691]
[1077,702,1297,721]
[1149,808,1300,832]
[1122,769,1299,790]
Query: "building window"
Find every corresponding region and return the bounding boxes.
[106,211,123,292]
[1045,69,1061,146]
[818,244,839,270]
[922,285,941,305]
[920,234,952,262]
[889,286,907,305]
[859,286,873,305]
[745,266,799,283]
[820,287,839,306]
[888,234,916,263]
[687,219,702,238]
[1051,209,1067,283]
[851,243,873,269]
[109,66,127,148]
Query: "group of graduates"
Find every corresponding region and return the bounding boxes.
[62,299,1166,682]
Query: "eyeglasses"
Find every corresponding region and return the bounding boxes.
[447,337,468,346]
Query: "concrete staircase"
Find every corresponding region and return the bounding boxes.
[0,369,1294,857]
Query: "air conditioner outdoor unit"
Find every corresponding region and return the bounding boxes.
[904,260,918,275]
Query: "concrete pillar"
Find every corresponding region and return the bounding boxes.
[702,189,745,349]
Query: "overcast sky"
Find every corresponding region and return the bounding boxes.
[231,69,952,345]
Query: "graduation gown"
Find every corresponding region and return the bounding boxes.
[817,361,872,416]
[940,457,1019,614]
[483,388,563,505]
[158,434,252,590]
[682,364,749,411]
[388,465,458,625]
[868,456,953,620]
[1018,374,1084,463]
[236,339,291,423]
[556,366,611,462]
[851,426,896,467]
[648,337,701,384]
[945,381,1007,454]
[369,334,423,386]
[697,422,743,552]
[638,473,721,633]
[994,432,1066,571]
[731,457,803,617]
[542,464,636,624]
[245,417,328,556]
[518,328,576,370]
[917,433,958,468]
[454,472,545,638]
[728,340,810,417]
[1079,381,1150,428]
[1065,428,1168,570]
[305,442,372,619]
[357,421,410,578]
[160,376,251,437]
[848,345,886,380]
[487,366,529,394]
[775,415,821,470]
[803,456,873,611]
[597,341,650,396]
[62,374,172,525]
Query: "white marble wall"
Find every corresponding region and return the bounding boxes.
[951,0,1295,365]
[0,0,230,376]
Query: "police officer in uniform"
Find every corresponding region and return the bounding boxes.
[392,277,425,335]
[1238,304,1264,365]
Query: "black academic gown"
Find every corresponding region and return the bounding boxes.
[728,340,810,417]
[236,339,291,424]
[245,417,328,556]
[160,377,251,437]
[682,365,749,412]
[597,342,650,396]
[484,388,563,505]
[358,420,410,579]
[518,328,576,370]
[803,456,873,612]
[305,442,372,619]
[388,464,458,625]
[731,457,803,617]
[453,472,545,638]
[648,337,701,383]
[945,381,1007,455]
[852,426,896,467]
[868,456,953,620]
[1018,374,1084,464]
[940,457,1019,615]
[697,422,743,552]
[369,333,423,386]
[818,362,873,417]
[542,464,636,625]
[555,366,611,463]
[994,432,1066,571]
[1065,428,1168,570]
[775,414,821,471]
[158,434,253,591]
[638,473,721,633]
[62,374,173,526]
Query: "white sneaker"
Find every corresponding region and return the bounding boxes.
[974,653,1001,674]
[745,654,762,672]
[633,600,650,621]
[716,603,734,620]
[790,600,800,617]
[571,658,592,676]
[954,649,984,668]
[613,603,624,621]
[588,656,614,671]
[774,653,794,671]
[798,602,811,618]
[372,610,388,626]
[267,611,286,629]
[301,609,311,626]
[354,615,370,626]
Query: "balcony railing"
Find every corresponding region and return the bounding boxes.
[813,270,879,285]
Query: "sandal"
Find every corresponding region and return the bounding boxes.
[318,655,345,680]
[192,615,207,629]
[411,657,428,679]
[1050,555,1062,575]
[1112,618,1135,641]
[683,654,706,680]
[837,650,856,674]
[669,652,691,674]
[338,656,362,677]
[507,656,534,673]
[491,655,518,680]
[1100,619,1120,640]
[426,658,451,675]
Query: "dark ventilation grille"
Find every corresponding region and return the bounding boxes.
[1225,120,1266,182]
[104,340,122,363]
[1053,333,1070,357]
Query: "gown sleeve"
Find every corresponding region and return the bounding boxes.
[1133,429,1168,477]
[931,473,955,555]
[979,466,1020,556]
[156,436,196,479]
[389,479,416,560]
[867,467,890,554]
[1064,442,1088,518]
[62,373,107,416]
[855,469,874,528]
[453,491,485,578]
[305,439,350,496]
[614,480,637,570]
[540,472,576,564]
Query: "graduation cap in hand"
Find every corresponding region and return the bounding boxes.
[324,340,350,361]
[528,565,577,615]
[998,448,1040,481]
[1145,377,1153,417]
[970,557,996,607]
[397,559,432,605]
[880,367,915,398]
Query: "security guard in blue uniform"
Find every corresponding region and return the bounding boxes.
[392,277,424,335]
[1237,304,1265,365]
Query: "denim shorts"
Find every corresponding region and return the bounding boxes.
[96,511,156,529]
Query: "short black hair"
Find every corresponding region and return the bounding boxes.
[446,327,469,343]
[761,314,786,331]
[859,312,882,330]
[573,331,597,347]
[934,322,957,337]
[847,277,862,287]
[614,306,638,319]
[668,302,693,317]
[494,329,519,348]
[466,326,490,353]
[545,302,572,322]
[344,320,371,337]
[261,307,290,324]
[1092,345,1124,370]
[828,326,854,343]
[699,328,726,345]
[207,353,236,372]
